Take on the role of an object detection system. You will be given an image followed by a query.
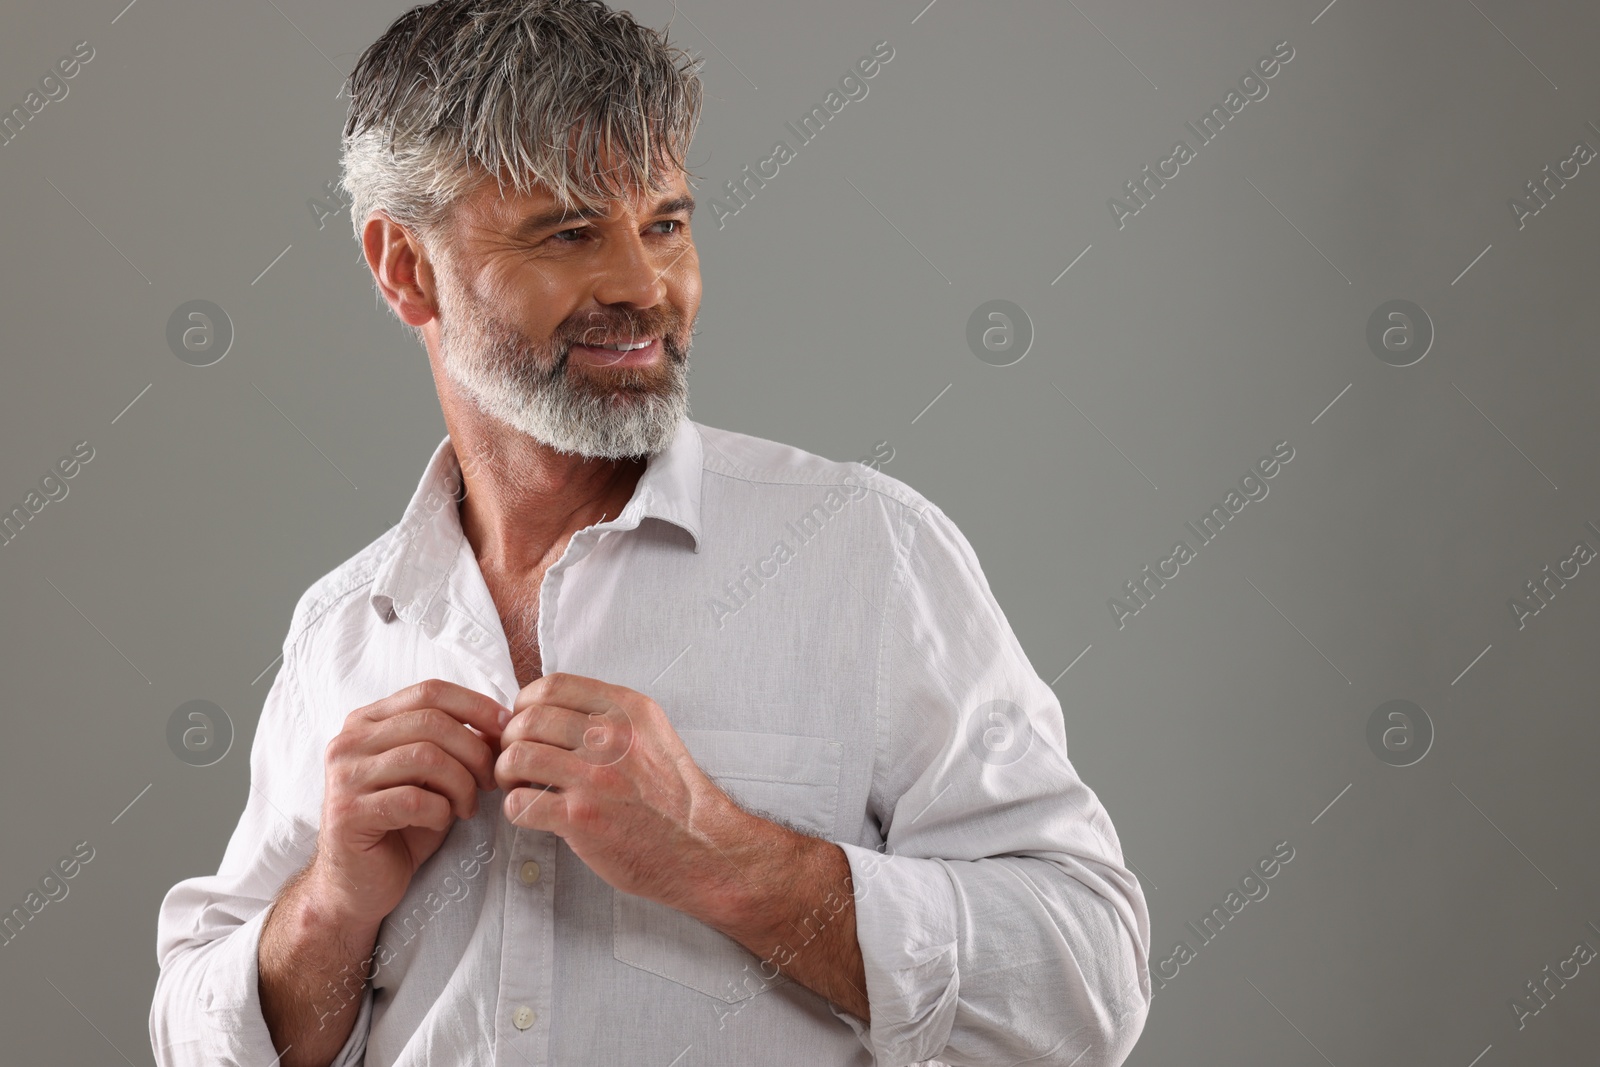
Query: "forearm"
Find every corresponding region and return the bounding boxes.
[257,864,382,1067]
[690,814,870,1022]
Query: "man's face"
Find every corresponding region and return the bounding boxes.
[428,162,701,460]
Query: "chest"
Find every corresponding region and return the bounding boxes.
[482,566,550,690]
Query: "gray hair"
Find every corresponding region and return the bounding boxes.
[338,0,705,260]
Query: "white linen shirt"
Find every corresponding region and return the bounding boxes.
[150,416,1152,1067]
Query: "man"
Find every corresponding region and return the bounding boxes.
[149,2,1151,1065]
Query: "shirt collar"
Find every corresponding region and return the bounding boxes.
[369,416,704,625]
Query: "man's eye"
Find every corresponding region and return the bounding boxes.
[547,220,685,244]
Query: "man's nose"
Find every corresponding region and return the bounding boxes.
[590,227,670,309]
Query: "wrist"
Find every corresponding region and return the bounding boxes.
[292,860,387,947]
[686,807,812,946]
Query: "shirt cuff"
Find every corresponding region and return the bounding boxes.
[195,903,373,1066]
[830,841,961,1065]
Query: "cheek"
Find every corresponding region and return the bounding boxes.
[657,235,699,283]
[485,261,565,328]
[671,258,703,322]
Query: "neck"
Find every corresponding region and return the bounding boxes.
[444,399,648,576]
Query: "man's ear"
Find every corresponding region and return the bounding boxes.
[363,211,440,329]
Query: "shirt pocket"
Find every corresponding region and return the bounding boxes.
[612,728,844,1003]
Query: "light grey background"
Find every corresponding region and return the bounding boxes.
[2,0,1597,1064]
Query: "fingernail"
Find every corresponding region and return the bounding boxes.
[498,707,513,728]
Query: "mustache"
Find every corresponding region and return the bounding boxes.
[564,312,681,349]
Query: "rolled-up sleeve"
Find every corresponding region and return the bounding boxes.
[149,641,373,1067]
[829,502,1151,1067]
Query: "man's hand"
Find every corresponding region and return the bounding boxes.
[260,679,509,1067]
[312,679,509,927]
[494,672,748,914]
[494,672,871,1021]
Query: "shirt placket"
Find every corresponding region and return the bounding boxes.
[495,824,555,1067]
[489,525,608,1067]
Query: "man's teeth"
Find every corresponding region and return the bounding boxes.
[591,340,651,351]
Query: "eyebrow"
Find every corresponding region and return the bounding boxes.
[511,194,696,239]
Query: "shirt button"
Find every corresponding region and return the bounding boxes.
[519,860,542,885]
[513,1005,535,1030]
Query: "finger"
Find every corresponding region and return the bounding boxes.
[356,742,481,820]
[355,785,454,835]
[504,784,566,834]
[511,672,625,717]
[364,708,499,792]
[507,680,636,769]
[369,679,512,741]
[495,740,585,795]
[501,703,593,750]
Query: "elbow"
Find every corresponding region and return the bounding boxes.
[1072,941,1151,1067]
[148,964,189,1067]
[1082,991,1150,1067]
[974,958,1149,1067]
[1036,901,1151,1067]
[1038,996,1149,1067]
[1026,988,1147,1067]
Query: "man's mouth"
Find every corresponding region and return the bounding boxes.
[571,336,662,367]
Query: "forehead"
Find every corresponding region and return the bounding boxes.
[468,159,693,227]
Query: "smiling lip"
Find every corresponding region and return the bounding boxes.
[571,337,662,367]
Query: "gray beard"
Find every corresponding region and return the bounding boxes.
[436,290,690,460]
